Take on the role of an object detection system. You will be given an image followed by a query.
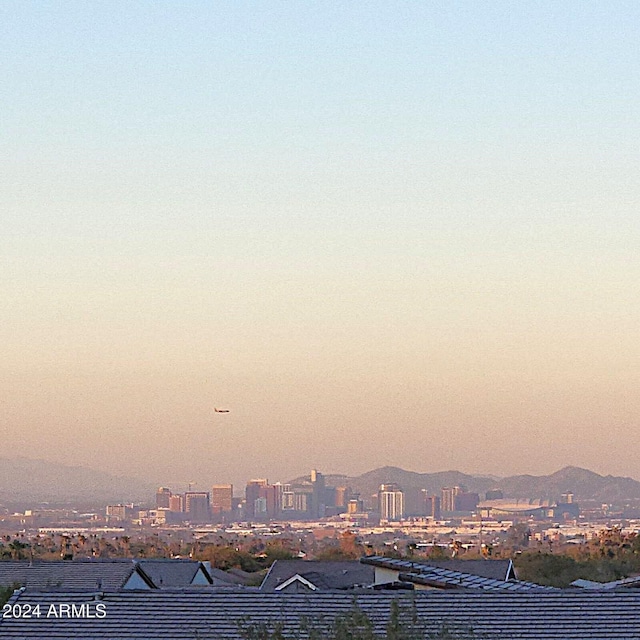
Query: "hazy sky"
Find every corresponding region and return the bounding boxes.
[2,1,640,490]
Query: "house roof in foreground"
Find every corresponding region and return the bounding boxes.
[137,560,212,587]
[260,559,374,590]
[0,560,151,591]
[572,575,640,589]
[422,558,515,581]
[361,556,553,591]
[3,589,640,639]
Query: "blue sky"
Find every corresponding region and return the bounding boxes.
[2,1,640,487]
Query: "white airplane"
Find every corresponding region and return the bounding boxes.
[214,407,230,413]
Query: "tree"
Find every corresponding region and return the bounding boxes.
[0,583,21,607]
[505,523,530,550]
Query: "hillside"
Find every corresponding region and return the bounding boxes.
[0,457,155,504]
[496,466,640,502]
[347,466,496,502]
[318,466,640,505]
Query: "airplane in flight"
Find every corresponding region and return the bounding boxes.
[214,408,230,413]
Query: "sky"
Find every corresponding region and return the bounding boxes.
[2,1,640,490]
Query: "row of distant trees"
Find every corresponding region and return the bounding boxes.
[4,526,640,588]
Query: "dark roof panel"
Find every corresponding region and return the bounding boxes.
[2,589,640,639]
[362,556,552,591]
[261,559,374,591]
[138,560,210,587]
[0,560,142,591]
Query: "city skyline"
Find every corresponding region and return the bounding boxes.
[3,2,640,487]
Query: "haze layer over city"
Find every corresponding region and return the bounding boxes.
[2,2,640,490]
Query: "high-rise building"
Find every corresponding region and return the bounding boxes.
[310,469,326,518]
[211,484,233,515]
[106,504,134,522]
[404,488,430,516]
[324,486,336,512]
[281,484,295,511]
[244,480,279,520]
[262,484,278,518]
[455,491,479,512]
[169,494,184,512]
[428,495,441,520]
[335,486,350,508]
[156,487,172,509]
[293,485,314,516]
[245,480,269,519]
[441,486,464,512]
[379,484,404,521]
[184,492,210,523]
[294,492,308,512]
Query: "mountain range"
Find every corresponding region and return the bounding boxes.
[2,457,640,506]
[295,466,640,505]
[0,457,155,505]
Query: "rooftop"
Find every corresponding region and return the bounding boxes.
[2,589,640,639]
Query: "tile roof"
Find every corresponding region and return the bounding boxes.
[422,559,515,581]
[260,559,374,591]
[137,560,211,587]
[0,560,150,591]
[207,567,252,587]
[2,589,640,639]
[572,575,640,589]
[361,556,554,591]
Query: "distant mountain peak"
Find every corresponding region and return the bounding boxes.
[0,457,155,504]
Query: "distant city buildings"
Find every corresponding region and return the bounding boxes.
[211,484,233,519]
[310,469,326,519]
[169,494,184,513]
[155,487,172,509]
[441,486,479,513]
[106,504,135,523]
[441,486,462,512]
[184,492,210,523]
[428,495,441,520]
[379,484,404,521]
[144,474,577,527]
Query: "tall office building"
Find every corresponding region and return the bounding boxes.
[169,494,184,512]
[245,480,269,519]
[428,495,441,520]
[379,483,404,521]
[156,487,172,509]
[245,480,278,520]
[335,486,350,509]
[347,498,363,514]
[310,469,326,518]
[211,484,233,515]
[184,492,210,523]
[404,488,430,516]
[455,491,479,512]
[294,492,309,512]
[262,484,278,518]
[441,486,464,512]
[281,484,295,511]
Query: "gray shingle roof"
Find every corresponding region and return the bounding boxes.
[422,559,515,581]
[0,560,150,591]
[207,567,252,587]
[361,556,553,591]
[3,589,640,639]
[572,575,640,589]
[260,559,375,591]
[137,560,211,587]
